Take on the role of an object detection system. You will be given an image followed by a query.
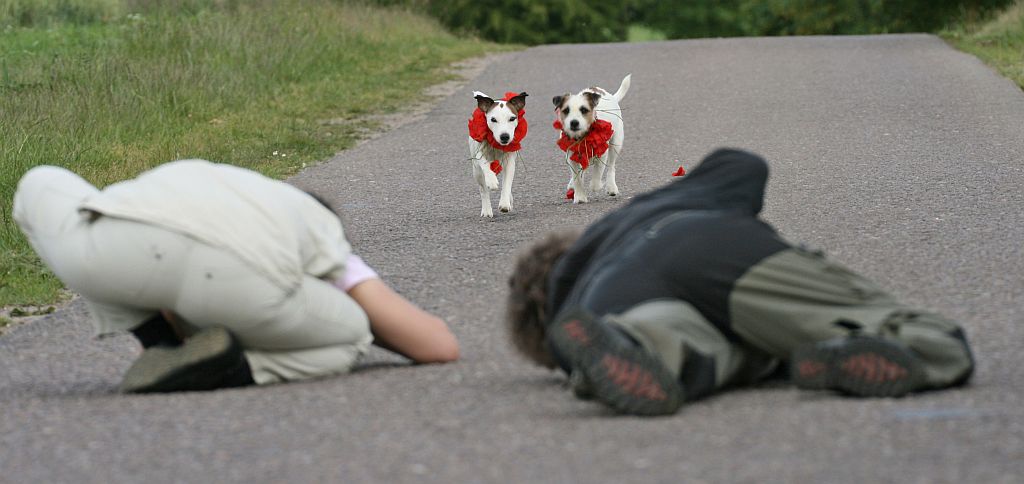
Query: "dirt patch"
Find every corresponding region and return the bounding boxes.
[0,294,71,334]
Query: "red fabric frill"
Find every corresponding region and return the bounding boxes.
[553,119,613,171]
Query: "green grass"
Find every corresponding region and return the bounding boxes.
[1,0,512,307]
[942,0,1024,90]
[627,24,668,42]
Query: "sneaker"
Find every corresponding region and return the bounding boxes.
[548,309,684,416]
[120,326,248,393]
[791,336,926,397]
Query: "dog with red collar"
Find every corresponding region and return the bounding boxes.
[553,74,630,204]
[468,91,528,217]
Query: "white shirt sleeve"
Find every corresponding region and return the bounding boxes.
[332,254,379,292]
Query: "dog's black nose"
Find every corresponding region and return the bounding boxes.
[569,120,580,130]
[500,133,511,143]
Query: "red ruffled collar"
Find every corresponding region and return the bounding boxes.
[553,119,613,170]
[468,92,528,155]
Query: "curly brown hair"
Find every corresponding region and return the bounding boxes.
[505,230,582,368]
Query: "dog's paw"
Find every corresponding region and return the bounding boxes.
[498,194,512,213]
[484,172,499,191]
[607,183,619,197]
[573,193,589,204]
[480,206,494,218]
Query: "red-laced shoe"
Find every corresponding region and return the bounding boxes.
[791,336,926,397]
[549,309,684,416]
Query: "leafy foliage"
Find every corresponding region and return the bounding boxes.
[630,0,1017,37]
[366,0,1017,42]
[369,0,628,44]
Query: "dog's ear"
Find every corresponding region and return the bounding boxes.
[507,92,528,113]
[552,94,566,109]
[475,94,495,113]
[583,91,602,108]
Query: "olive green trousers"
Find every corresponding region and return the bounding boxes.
[609,248,974,399]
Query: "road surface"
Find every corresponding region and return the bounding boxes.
[3,34,1023,483]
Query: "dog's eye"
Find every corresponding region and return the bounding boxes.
[561,107,570,115]
[490,117,497,123]
[580,107,590,115]
[509,116,517,122]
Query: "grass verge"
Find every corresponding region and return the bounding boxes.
[942,0,1024,90]
[1,0,513,307]
[627,24,668,42]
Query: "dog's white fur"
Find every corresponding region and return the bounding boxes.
[554,74,630,203]
[468,92,526,217]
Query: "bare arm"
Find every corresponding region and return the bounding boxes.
[347,279,459,364]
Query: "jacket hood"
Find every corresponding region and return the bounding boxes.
[631,148,769,216]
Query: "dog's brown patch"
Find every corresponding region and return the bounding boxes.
[553,93,572,127]
[583,91,602,108]
[506,92,528,113]
[476,94,495,114]
[553,93,569,110]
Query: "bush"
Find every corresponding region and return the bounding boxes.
[628,0,1017,38]
[320,0,1023,43]
[365,0,632,44]
[625,0,744,39]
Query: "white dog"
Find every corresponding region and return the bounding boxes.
[553,74,630,203]
[468,91,528,217]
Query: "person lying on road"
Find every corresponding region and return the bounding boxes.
[505,148,974,416]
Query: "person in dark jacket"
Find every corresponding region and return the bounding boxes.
[505,148,974,415]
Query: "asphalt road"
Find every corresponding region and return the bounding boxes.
[3,34,1023,483]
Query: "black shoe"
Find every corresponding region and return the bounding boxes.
[120,327,251,393]
[791,336,926,397]
[548,309,684,416]
[130,313,182,348]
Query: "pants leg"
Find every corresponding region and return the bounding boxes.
[606,299,779,401]
[13,166,157,331]
[729,248,974,389]
[221,275,373,385]
[137,234,373,385]
[244,342,371,386]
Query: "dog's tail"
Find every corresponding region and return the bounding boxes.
[612,74,631,103]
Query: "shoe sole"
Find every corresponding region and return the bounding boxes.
[549,311,683,416]
[791,337,926,397]
[120,327,241,393]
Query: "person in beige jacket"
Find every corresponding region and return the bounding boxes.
[13,159,458,392]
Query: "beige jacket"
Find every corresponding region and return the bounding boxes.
[80,159,349,291]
